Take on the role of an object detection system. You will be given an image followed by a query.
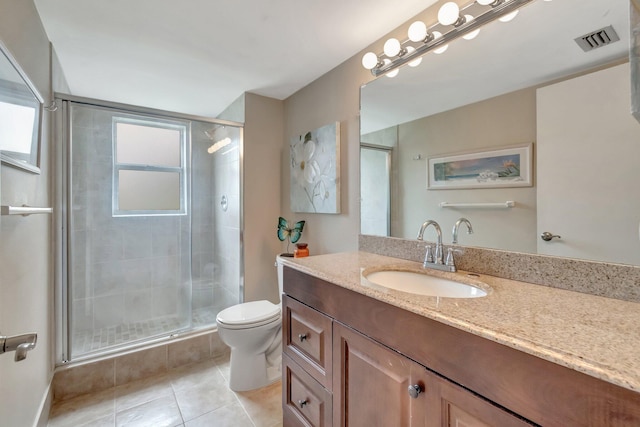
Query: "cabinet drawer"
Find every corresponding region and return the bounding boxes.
[283,353,332,427]
[283,295,333,388]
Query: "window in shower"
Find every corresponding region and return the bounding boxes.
[112,118,187,216]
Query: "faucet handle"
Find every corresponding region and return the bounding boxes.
[445,247,456,267]
[444,246,464,267]
[424,245,434,265]
[1,333,37,362]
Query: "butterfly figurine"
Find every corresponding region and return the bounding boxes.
[277,217,305,244]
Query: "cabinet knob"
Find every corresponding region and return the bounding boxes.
[408,384,422,399]
[298,333,308,342]
[298,398,309,408]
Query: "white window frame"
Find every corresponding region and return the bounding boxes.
[112,115,189,217]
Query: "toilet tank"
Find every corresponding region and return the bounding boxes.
[275,254,289,300]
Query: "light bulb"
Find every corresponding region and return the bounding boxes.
[432,31,448,54]
[408,21,427,42]
[499,10,518,22]
[476,0,495,5]
[383,38,401,57]
[382,59,399,78]
[406,46,422,67]
[362,52,379,70]
[386,69,399,78]
[438,2,461,26]
[462,15,480,40]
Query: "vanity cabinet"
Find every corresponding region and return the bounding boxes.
[333,321,426,426]
[283,353,333,427]
[282,266,640,427]
[283,295,333,426]
[333,321,532,427]
[283,295,333,389]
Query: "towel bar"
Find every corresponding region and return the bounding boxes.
[438,201,515,209]
[1,205,53,216]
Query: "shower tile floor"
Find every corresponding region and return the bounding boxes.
[71,307,221,357]
[48,352,283,427]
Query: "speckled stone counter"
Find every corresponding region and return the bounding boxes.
[281,251,640,394]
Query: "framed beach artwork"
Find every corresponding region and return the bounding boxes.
[290,122,341,213]
[427,143,533,190]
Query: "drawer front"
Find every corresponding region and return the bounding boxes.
[283,354,332,427]
[283,295,333,388]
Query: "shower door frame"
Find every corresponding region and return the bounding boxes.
[54,93,245,364]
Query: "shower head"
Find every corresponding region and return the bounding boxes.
[204,125,225,141]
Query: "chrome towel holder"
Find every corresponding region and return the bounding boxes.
[1,205,53,216]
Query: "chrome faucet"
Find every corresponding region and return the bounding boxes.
[1,333,37,362]
[416,220,446,268]
[452,218,474,244]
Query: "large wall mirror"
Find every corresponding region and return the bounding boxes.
[360,0,640,267]
[0,40,44,174]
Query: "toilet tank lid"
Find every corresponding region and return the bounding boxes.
[216,300,281,325]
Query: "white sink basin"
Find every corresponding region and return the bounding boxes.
[363,269,488,298]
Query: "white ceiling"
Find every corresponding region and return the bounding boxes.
[33,0,437,117]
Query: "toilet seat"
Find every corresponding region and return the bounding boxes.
[216,300,281,330]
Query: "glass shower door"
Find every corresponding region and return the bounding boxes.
[190,121,242,327]
[67,102,192,359]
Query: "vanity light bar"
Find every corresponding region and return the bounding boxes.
[365,0,535,77]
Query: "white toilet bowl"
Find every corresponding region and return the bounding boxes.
[216,255,287,391]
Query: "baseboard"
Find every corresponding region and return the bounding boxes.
[34,381,53,427]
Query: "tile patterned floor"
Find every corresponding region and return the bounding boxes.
[48,353,283,427]
[71,307,220,357]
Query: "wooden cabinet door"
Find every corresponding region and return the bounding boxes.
[332,322,428,427]
[422,370,536,427]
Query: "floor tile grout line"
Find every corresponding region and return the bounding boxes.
[111,391,117,427]
[215,361,258,427]
[171,386,186,425]
[232,389,258,427]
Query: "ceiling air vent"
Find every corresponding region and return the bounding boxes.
[574,25,620,52]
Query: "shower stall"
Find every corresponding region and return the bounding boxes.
[57,96,243,362]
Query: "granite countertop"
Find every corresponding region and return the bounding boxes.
[281,251,640,393]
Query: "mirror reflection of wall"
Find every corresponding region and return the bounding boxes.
[360,145,392,236]
[359,0,640,267]
[0,42,43,173]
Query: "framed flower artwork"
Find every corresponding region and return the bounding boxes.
[290,122,340,213]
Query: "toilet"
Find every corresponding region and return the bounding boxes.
[216,255,286,391]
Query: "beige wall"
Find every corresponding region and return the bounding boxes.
[282,55,371,255]
[243,93,285,303]
[0,1,57,426]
